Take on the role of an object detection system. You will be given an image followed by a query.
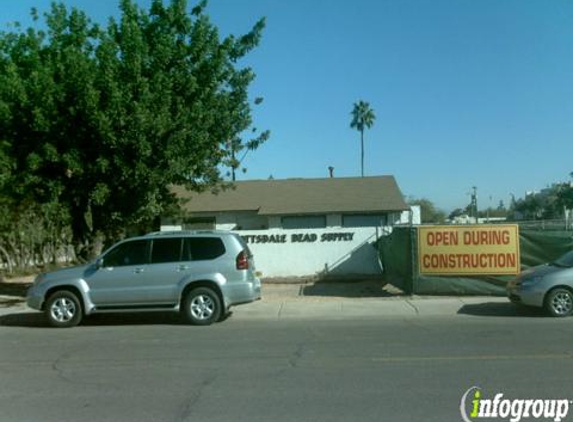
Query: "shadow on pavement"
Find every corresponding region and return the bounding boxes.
[0,311,192,328]
[457,302,546,318]
[0,312,48,327]
[302,279,401,298]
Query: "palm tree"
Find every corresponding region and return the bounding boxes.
[350,100,376,177]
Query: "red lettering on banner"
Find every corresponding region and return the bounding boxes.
[463,230,512,246]
[421,253,517,270]
[427,231,458,246]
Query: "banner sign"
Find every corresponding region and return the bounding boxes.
[417,225,520,276]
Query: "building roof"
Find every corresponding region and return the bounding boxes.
[172,176,409,216]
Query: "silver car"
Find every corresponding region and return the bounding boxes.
[507,250,573,317]
[27,231,261,327]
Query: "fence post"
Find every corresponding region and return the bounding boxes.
[407,227,418,295]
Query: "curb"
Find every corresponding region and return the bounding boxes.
[0,296,516,322]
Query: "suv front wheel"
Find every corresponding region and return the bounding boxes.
[45,290,83,328]
[182,287,221,325]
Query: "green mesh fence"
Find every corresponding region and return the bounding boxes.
[379,227,573,296]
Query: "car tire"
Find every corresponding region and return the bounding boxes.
[544,288,573,317]
[182,287,221,326]
[45,290,83,328]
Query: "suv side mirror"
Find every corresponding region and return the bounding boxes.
[95,258,104,269]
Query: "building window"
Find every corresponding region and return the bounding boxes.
[281,215,326,229]
[342,214,387,228]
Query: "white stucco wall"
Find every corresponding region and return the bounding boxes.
[237,227,385,279]
[161,212,402,278]
[397,206,421,225]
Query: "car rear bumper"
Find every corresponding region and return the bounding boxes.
[222,277,261,308]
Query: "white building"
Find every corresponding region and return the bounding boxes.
[163,176,412,280]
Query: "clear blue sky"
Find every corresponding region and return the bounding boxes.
[3,0,573,212]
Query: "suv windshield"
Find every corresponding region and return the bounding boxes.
[552,250,573,268]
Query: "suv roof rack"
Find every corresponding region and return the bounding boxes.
[146,230,223,236]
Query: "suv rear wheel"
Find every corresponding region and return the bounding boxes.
[45,290,83,328]
[182,287,221,325]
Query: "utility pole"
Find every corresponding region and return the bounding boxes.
[470,186,478,223]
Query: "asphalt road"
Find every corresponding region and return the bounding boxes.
[1,313,572,422]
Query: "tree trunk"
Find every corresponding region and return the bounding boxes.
[70,199,94,262]
[360,129,364,177]
[0,244,13,274]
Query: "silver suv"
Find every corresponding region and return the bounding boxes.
[27,231,261,327]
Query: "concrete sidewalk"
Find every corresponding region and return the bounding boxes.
[231,294,513,320]
[0,282,520,320]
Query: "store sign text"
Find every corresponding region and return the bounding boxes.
[242,232,355,245]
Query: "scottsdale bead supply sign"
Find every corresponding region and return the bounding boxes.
[418,225,520,276]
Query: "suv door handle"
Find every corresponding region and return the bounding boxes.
[177,265,189,272]
[134,267,145,274]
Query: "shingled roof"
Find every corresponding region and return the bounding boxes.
[172,176,409,216]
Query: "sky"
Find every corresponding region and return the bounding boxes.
[2,0,573,212]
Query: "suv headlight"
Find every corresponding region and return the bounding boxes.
[522,276,543,286]
[34,273,45,285]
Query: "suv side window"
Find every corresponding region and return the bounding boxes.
[182,237,226,261]
[104,240,149,267]
[151,238,182,263]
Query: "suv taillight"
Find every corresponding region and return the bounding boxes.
[236,250,249,270]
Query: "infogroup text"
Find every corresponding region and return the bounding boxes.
[460,387,570,422]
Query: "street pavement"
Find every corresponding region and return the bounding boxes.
[0,313,569,422]
[0,280,565,422]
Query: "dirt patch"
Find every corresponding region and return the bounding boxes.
[262,278,405,300]
[302,280,401,298]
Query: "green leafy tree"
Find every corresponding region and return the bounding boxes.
[225,97,270,181]
[513,195,543,220]
[0,0,267,260]
[556,173,573,211]
[407,197,446,224]
[448,208,465,220]
[225,129,270,181]
[350,100,375,177]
